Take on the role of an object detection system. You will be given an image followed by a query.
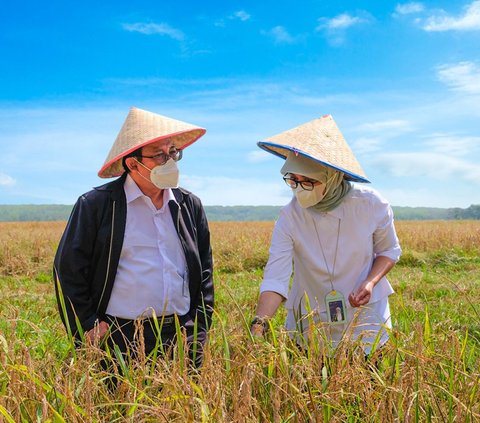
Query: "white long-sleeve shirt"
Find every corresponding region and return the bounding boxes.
[260,185,401,335]
[106,175,189,319]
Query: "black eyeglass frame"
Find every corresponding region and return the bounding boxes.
[138,148,183,165]
[283,176,316,191]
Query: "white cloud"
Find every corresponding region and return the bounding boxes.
[316,12,369,45]
[215,10,251,27]
[357,119,414,132]
[0,172,16,187]
[352,137,383,154]
[425,134,480,157]
[247,150,272,163]
[263,26,296,44]
[317,13,367,31]
[381,186,468,208]
[423,1,480,31]
[437,62,480,94]
[181,175,290,206]
[371,152,480,183]
[352,120,415,153]
[1,77,479,207]
[394,2,425,15]
[122,22,185,40]
[230,10,251,21]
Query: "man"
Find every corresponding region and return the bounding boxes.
[53,107,214,367]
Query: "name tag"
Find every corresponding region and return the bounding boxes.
[325,290,347,325]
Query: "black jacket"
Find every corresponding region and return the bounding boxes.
[53,173,214,338]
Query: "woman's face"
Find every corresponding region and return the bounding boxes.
[289,173,321,185]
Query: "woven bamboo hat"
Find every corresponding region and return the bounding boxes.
[98,107,206,178]
[257,114,369,183]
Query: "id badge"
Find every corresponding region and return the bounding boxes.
[325,290,347,324]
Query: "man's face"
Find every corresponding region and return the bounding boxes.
[138,138,178,167]
[125,138,181,186]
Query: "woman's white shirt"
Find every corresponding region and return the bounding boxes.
[260,185,402,329]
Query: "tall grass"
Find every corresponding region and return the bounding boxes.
[0,220,479,421]
[1,220,479,275]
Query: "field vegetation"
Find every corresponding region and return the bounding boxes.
[0,220,479,422]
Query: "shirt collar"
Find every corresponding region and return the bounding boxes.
[301,198,345,219]
[162,186,178,208]
[124,174,179,210]
[124,174,145,204]
[326,204,344,219]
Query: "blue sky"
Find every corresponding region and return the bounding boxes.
[1,0,479,207]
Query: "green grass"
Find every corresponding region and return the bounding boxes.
[0,236,479,421]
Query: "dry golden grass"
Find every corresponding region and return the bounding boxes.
[211,219,480,273]
[395,220,480,253]
[0,220,479,421]
[209,221,273,273]
[1,220,479,276]
[0,221,65,276]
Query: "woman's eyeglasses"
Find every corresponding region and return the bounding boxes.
[283,176,316,191]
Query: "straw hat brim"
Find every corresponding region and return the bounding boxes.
[98,107,206,178]
[257,142,370,183]
[98,129,205,178]
[257,114,369,183]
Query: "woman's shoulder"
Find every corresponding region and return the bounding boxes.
[347,184,388,204]
[277,198,295,220]
[342,184,393,219]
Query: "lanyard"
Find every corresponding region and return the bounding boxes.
[311,214,341,292]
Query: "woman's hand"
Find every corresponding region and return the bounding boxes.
[349,256,396,307]
[250,316,268,337]
[250,291,285,337]
[348,280,374,307]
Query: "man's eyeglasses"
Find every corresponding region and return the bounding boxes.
[139,148,183,165]
[283,176,316,191]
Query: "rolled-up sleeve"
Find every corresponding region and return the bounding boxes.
[260,212,293,299]
[372,196,402,262]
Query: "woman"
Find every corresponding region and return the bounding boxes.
[251,115,401,354]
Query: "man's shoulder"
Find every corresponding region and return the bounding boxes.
[172,186,203,207]
[93,174,126,192]
[77,175,126,204]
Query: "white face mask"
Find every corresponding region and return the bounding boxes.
[135,158,179,189]
[294,183,326,208]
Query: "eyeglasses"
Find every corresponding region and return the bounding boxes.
[139,148,183,165]
[283,176,316,191]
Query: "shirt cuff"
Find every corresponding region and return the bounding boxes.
[376,246,402,262]
[260,280,289,300]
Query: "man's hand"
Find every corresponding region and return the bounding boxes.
[85,320,109,344]
[348,281,374,307]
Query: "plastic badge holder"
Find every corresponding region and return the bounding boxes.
[325,290,347,324]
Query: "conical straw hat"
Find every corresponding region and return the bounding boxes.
[257,114,369,183]
[98,107,206,178]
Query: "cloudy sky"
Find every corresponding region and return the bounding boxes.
[1,0,479,208]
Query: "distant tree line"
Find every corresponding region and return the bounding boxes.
[0,205,74,222]
[0,204,479,222]
[203,206,282,221]
[446,204,480,220]
[392,204,480,220]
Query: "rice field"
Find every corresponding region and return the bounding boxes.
[0,220,479,422]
